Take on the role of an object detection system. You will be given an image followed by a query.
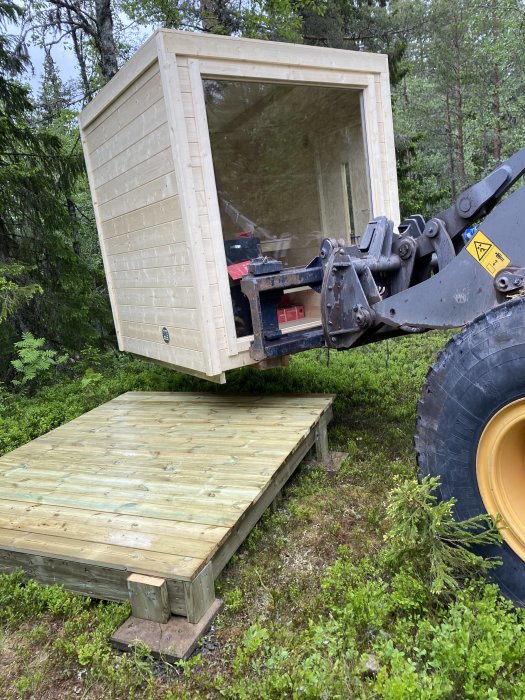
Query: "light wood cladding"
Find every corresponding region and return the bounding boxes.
[79,30,399,382]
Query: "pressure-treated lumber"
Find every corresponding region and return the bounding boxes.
[0,391,333,622]
[79,30,399,382]
[127,574,170,623]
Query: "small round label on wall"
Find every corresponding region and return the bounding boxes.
[161,327,170,343]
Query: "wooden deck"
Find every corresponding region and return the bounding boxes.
[0,392,333,622]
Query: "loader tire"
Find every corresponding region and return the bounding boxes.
[416,296,525,604]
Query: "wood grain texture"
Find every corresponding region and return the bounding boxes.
[89,99,168,173]
[161,29,387,72]
[0,392,333,618]
[187,58,238,357]
[86,67,164,152]
[156,33,222,378]
[79,29,399,378]
[93,122,172,188]
[127,573,170,623]
[79,33,159,129]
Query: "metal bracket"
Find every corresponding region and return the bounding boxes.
[240,257,325,361]
[494,267,525,294]
[321,242,369,349]
[415,146,525,259]
[422,218,455,270]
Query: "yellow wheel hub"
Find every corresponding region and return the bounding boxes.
[477,398,525,561]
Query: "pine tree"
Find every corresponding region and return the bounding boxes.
[0,1,111,380]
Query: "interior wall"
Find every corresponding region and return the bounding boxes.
[204,80,372,269]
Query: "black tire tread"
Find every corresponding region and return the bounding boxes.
[415,296,525,603]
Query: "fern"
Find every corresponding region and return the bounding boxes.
[11,333,67,387]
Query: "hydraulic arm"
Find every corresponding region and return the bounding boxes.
[241,146,525,362]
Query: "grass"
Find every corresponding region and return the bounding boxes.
[1,331,525,698]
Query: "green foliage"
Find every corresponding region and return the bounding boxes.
[0,263,42,325]
[396,133,449,219]
[383,475,502,597]
[213,517,518,699]
[80,366,104,390]
[393,0,525,209]
[10,332,67,387]
[224,586,245,613]
[301,0,418,85]
[122,0,326,41]
[0,3,113,382]
[0,570,90,628]
[216,555,525,699]
[14,669,44,698]
[0,570,157,698]
[373,585,525,699]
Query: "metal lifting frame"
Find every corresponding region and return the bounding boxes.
[241,146,525,362]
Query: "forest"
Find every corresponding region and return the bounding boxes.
[2,1,525,698]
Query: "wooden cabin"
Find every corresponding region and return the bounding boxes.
[79,30,399,383]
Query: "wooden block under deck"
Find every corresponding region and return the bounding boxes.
[111,599,224,661]
[0,392,334,622]
[127,574,170,623]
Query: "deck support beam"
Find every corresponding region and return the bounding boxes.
[315,413,330,463]
[183,562,215,624]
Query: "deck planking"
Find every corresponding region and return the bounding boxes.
[0,391,333,621]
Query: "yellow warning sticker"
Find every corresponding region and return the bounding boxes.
[466,230,510,277]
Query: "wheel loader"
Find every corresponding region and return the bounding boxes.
[239,146,525,603]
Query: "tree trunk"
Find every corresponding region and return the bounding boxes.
[491,66,502,164]
[490,0,502,164]
[69,13,91,102]
[94,0,118,82]
[452,33,466,191]
[445,91,456,200]
[200,0,219,32]
[47,0,118,85]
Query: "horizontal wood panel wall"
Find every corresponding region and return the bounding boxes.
[80,29,400,380]
[81,59,209,375]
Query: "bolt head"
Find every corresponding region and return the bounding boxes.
[426,221,439,238]
[399,241,412,259]
[459,196,471,213]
